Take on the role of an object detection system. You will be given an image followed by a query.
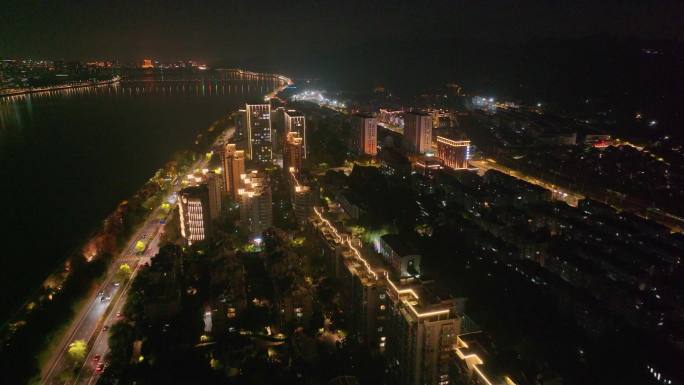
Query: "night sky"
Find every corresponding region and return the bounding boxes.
[2,0,683,62]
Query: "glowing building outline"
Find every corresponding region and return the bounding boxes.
[311,205,521,385]
[436,136,470,170]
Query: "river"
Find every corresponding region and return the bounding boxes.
[0,71,283,321]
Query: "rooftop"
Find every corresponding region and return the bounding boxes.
[180,184,208,197]
[455,332,521,385]
[380,234,419,257]
[284,109,304,117]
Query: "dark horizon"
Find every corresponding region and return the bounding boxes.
[2,0,684,62]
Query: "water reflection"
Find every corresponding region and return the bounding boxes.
[0,74,287,130]
[0,74,282,316]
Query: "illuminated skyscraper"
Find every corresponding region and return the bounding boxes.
[283,131,304,173]
[311,209,466,385]
[385,292,462,385]
[284,110,306,157]
[292,184,314,224]
[178,185,212,245]
[184,170,221,221]
[246,103,272,162]
[404,111,432,154]
[221,143,245,200]
[351,113,378,156]
[436,136,470,170]
[238,171,273,237]
[288,168,315,224]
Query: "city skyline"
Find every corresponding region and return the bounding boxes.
[2,3,684,385]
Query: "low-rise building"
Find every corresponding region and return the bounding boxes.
[414,156,444,177]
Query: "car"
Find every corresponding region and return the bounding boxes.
[103,325,109,331]
[113,282,120,287]
[95,362,105,373]
[92,354,101,363]
[100,296,106,302]
[115,311,123,320]
[98,291,104,296]
[104,295,111,301]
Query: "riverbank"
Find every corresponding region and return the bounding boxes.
[1,69,292,385]
[0,76,121,98]
[1,69,292,324]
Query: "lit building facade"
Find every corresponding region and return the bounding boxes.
[284,110,306,158]
[309,194,525,385]
[238,171,273,237]
[385,286,463,385]
[288,168,315,224]
[436,136,470,170]
[404,111,433,154]
[378,108,405,130]
[141,59,154,69]
[311,208,468,385]
[178,185,212,245]
[413,156,443,177]
[351,113,378,156]
[293,184,314,224]
[184,169,222,221]
[336,243,388,349]
[283,131,304,173]
[221,143,245,200]
[246,103,272,162]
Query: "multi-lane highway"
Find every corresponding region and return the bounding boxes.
[40,127,235,385]
[40,205,170,385]
[71,211,169,385]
